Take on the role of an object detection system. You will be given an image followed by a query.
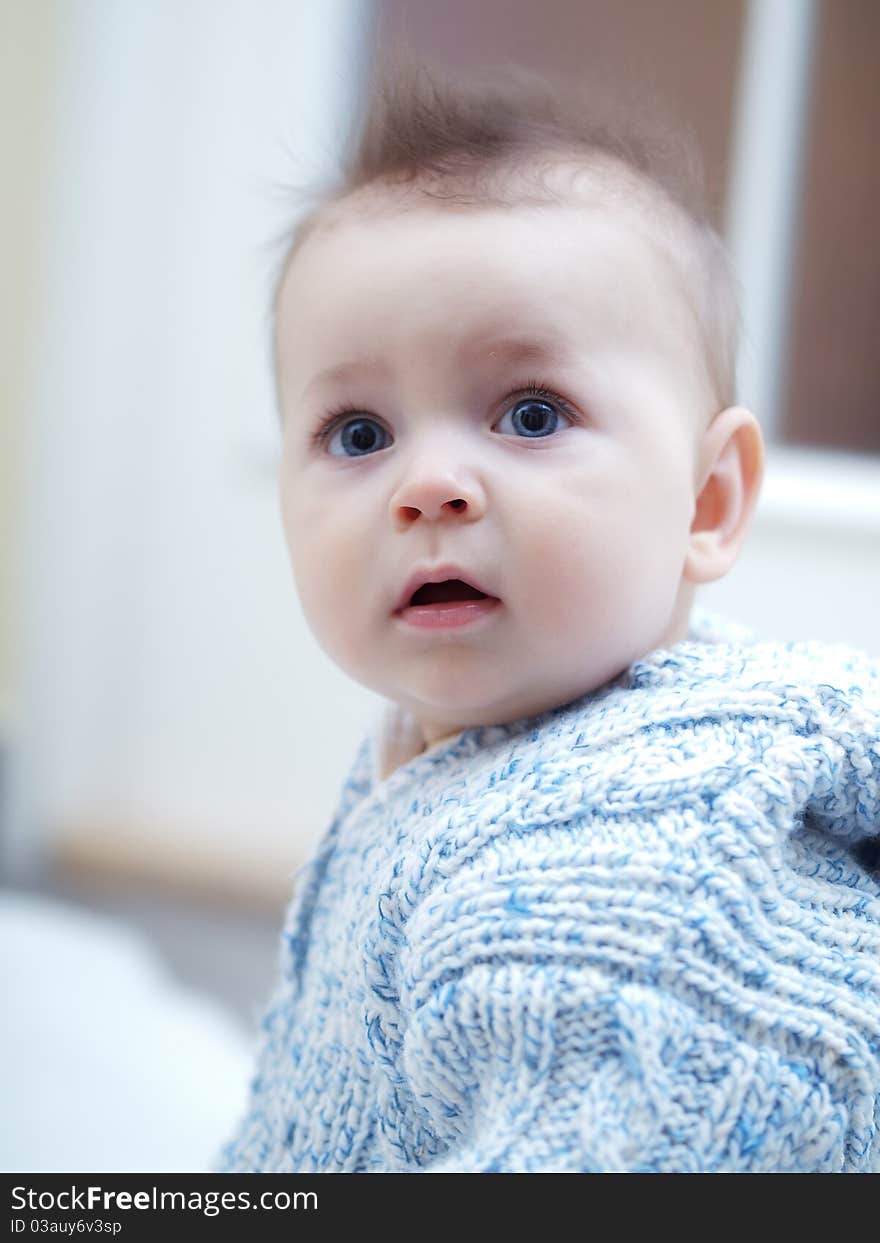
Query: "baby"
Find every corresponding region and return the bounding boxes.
[218,61,880,1173]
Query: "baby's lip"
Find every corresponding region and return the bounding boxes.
[393,564,498,614]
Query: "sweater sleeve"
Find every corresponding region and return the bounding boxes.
[214,736,375,1174]
[390,692,880,1173]
[396,873,863,1174]
[795,644,880,844]
[401,962,838,1173]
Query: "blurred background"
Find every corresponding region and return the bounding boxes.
[1,0,878,1171]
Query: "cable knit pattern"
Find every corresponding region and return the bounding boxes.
[217,610,880,1173]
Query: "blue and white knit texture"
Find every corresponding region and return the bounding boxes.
[218,612,880,1172]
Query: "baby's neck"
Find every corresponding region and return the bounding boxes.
[376,606,697,782]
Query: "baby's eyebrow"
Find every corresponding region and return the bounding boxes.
[303,334,575,400]
[461,333,575,372]
[303,355,391,398]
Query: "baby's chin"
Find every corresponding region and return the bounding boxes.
[397,674,622,743]
[401,624,701,736]
[340,608,696,735]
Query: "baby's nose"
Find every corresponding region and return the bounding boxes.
[389,474,484,527]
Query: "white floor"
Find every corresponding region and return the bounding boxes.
[1,890,259,1172]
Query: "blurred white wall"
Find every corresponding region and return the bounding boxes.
[0,2,57,744]
[6,0,383,895]
[702,448,880,652]
[4,1,878,904]
[726,0,818,439]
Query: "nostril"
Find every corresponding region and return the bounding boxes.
[397,499,466,521]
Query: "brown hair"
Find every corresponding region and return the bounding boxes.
[272,46,741,411]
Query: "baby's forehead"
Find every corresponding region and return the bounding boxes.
[292,155,707,349]
[312,153,689,259]
[278,153,727,423]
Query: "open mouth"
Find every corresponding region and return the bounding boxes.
[408,580,489,606]
[396,578,501,630]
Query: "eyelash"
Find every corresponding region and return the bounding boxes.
[308,378,582,451]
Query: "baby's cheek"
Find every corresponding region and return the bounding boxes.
[283,504,359,644]
[518,485,681,651]
[519,500,629,623]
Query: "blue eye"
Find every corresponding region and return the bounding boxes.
[497,398,565,438]
[312,383,577,456]
[326,416,390,457]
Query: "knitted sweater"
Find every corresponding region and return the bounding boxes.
[218,611,880,1173]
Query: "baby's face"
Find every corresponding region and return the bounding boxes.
[276,185,714,746]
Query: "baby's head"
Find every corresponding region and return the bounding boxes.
[273,60,764,747]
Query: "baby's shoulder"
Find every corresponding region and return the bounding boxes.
[630,620,878,715]
[506,625,879,801]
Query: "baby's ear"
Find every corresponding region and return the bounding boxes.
[683,406,765,585]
